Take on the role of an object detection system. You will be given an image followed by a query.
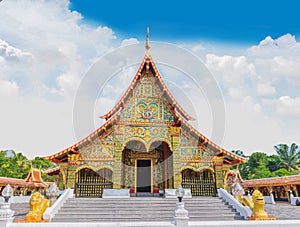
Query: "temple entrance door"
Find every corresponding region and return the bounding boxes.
[136,160,151,192]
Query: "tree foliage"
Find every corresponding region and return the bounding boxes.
[273,143,300,171]
[237,143,300,180]
[0,150,55,181]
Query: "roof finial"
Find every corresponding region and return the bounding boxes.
[145,27,150,53]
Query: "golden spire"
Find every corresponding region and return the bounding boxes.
[145,27,150,55]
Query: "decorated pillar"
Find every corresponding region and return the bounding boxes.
[66,166,76,188]
[171,126,181,188]
[213,156,224,189]
[222,165,230,189]
[112,145,123,188]
[112,125,125,189]
[291,185,298,197]
[58,163,68,190]
[283,185,290,200]
[66,154,79,189]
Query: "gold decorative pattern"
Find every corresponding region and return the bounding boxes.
[213,156,224,166]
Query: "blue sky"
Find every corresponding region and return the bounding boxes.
[70,0,300,44]
[0,0,299,158]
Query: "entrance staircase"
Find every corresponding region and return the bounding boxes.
[51,197,243,222]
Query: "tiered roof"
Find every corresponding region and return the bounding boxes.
[24,167,48,188]
[45,30,247,165]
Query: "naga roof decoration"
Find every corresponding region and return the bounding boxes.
[45,29,247,164]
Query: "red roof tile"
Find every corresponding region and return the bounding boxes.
[243,175,300,187]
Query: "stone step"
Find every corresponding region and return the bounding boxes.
[61,203,229,207]
[65,200,222,204]
[59,208,233,215]
[58,208,234,213]
[51,197,242,222]
[53,215,243,222]
[65,199,224,205]
[68,197,220,201]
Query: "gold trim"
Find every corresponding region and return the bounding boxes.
[180,166,215,173]
[135,159,137,193]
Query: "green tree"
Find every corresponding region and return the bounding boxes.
[0,150,30,178]
[231,150,247,158]
[12,151,30,178]
[267,155,283,172]
[249,161,275,179]
[272,168,295,177]
[245,152,274,179]
[0,151,10,176]
[247,152,268,169]
[0,150,55,181]
[31,157,55,169]
[273,143,300,171]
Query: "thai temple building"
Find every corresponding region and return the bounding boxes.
[45,31,247,197]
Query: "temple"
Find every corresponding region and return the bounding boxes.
[45,29,247,197]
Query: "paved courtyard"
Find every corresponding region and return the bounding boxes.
[11,203,29,222]
[265,202,300,220]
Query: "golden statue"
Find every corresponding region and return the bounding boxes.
[25,192,50,222]
[241,196,254,210]
[247,190,275,220]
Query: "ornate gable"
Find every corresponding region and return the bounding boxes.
[45,29,247,166]
[119,69,176,124]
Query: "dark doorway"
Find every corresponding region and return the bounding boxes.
[137,160,151,192]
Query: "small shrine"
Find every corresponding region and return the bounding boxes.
[0,167,49,196]
[243,175,300,201]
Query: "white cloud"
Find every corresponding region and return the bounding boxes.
[206,54,256,88]
[0,80,19,97]
[0,0,118,158]
[0,1,299,160]
[227,87,244,100]
[200,34,300,154]
[121,38,139,47]
[0,38,33,61]
[263,96,300,117]
[247,33,300,57]
[256,83,276,96]
[256,56,300,83]
[248,33,300,84]
[192,45,206,52]
[0,0,116,99]
[223,99,283,155]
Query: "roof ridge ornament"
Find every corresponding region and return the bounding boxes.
[145,27,150,56]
